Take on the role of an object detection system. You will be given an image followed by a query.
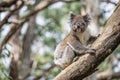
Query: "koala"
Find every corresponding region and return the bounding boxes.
[54,12,96,69]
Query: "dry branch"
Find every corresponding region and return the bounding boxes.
[8,12,20,80]
[0,0,17,8]
[97,70,120,80]
[54,1,120,80]
[0,20,25,53]
[101,0,117,5]
[0,0,24,28]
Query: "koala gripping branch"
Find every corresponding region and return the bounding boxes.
[54,1,120,80]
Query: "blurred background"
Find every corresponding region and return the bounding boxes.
[0,0,120,80]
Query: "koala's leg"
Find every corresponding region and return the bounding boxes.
[59,46,75,69]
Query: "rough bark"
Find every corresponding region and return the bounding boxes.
[54,1,120,80]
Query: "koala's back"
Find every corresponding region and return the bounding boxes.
[54,34,75,57]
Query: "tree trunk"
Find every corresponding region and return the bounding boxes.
[54,0,120,80]
[97,69,120,80]
[9,11,20,80]
[19,15,36,79]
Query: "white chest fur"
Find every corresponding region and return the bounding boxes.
[76,29,90,45]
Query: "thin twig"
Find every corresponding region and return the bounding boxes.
[0,0,24,28]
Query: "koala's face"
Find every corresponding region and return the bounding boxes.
[70,13,91,33]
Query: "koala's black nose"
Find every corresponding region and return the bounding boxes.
[76,23,81,28]
[77,25,80,28]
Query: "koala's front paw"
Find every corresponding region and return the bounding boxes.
[86,48,96,54]
[72,56,79,62]
[87,45,92,48]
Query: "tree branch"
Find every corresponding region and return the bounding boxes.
[0,0,17,8]
[0,0,52,53]
[97,70,120,80]
[8,11,20,80]
[0,19,25,53]
[100,0,117,5]
[55,0,80,2]
[21,0,80,19]
[0,0,24,29]
[54,1,120,80]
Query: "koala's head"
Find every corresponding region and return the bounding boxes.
[69,12,91,33]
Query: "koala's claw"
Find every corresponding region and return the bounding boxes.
[73,56,79,62]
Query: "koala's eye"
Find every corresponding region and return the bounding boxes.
[73,23,76,25]
[81,23,85,26]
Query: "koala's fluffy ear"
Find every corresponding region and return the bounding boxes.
[83,14,91,25]
[69,12,76,22]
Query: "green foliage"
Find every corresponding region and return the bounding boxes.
[0,61,10,80]
[0,46,11,58]
[98,45,120,72]
[35,53,53,64]
[98,59,112,71]
[113,45,120,54]
[63,2,83,14]
[32,52,60,79]
[99,14,106,26]
[0,45,11,79]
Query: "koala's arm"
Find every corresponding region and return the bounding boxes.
[67,41,95,54]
